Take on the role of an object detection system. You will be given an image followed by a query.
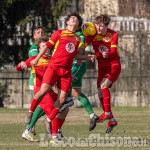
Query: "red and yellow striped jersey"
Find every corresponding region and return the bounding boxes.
[85,28,120,66]
[46,29,81,69]
[16,56,50,89]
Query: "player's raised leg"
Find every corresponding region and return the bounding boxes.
[25,83,51,124]
[59,88,74,113]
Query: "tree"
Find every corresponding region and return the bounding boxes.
[0,0,72,66]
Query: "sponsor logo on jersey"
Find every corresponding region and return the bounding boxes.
[66,42,75,53]
[99,46,109,53]
[105,37,109,42]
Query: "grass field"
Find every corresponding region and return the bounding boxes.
[0,107,150,150]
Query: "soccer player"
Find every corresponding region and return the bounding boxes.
[25,12,95,133]
[16,36,68,142]
[27,26,45,136]
[59,26,99,131]
[28,26,45,97]
[85,15,121,133]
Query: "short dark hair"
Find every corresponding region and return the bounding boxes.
[65,12,83,27]
[35,36,48,51]
[33,26,44,34]
[94,15,110,26]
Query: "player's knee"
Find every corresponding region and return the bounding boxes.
[72,88,81,98]
[59,96,66,105]
[72,92,79,98]
[100,82,108,89]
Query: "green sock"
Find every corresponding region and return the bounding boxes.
[32,90,34,98]
[77,93,94,115]
[27,106,45,128]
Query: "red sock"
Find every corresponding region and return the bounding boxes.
[111,112,114,118]
[57,118,65,130]
[51,117,58,136]
[48,107,60,121]
[99,98,105,111]
[29,98,40,112]
[101,88,111,112]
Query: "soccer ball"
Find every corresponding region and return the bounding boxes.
[81,22,96,36]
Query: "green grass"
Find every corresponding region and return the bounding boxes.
[0,107,150,150]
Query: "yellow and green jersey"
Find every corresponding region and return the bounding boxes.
[28,43,39,90]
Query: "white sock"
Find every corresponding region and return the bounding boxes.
[58,129,60,132]
[52,136,57,139]
[109,118,115,122]
[25,126,32,134]
[105,112,111,116]
[47,117,51,122]
[29,110,33,113]
[89,113,94,119]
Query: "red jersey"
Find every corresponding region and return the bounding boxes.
[16,56,58,115]
[85,28,120,66]
[16,56,50,89]
[46,29,81,69]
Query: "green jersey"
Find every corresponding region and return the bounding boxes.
[71,29,87,88]
[28,43,39,90]
[74,29,85,63]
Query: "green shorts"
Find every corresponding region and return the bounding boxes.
[72,61,87,88]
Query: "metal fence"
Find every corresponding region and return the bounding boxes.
[0,16,150,107]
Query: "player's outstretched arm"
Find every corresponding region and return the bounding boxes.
[16,61,27,71]
[16,56,36,71]
[75,52,95,62]
[102,52,108,58]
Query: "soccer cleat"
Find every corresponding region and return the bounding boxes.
[49,136,59,145]
[59,98,74,113]
[97,112,113,123]
[57,131,67,141]
[106,120,118,134]
[25,111,33,124]
[32,125,36,136]
[22,132,39,142]
[89,114,99,131]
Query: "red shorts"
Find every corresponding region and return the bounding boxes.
[97,63,121,88]
[34,88,58,115]
[42,65,72,93]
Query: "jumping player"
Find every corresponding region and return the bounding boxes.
[25,12,95,134]
[59,26,99,131]
[85,14,121,133]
